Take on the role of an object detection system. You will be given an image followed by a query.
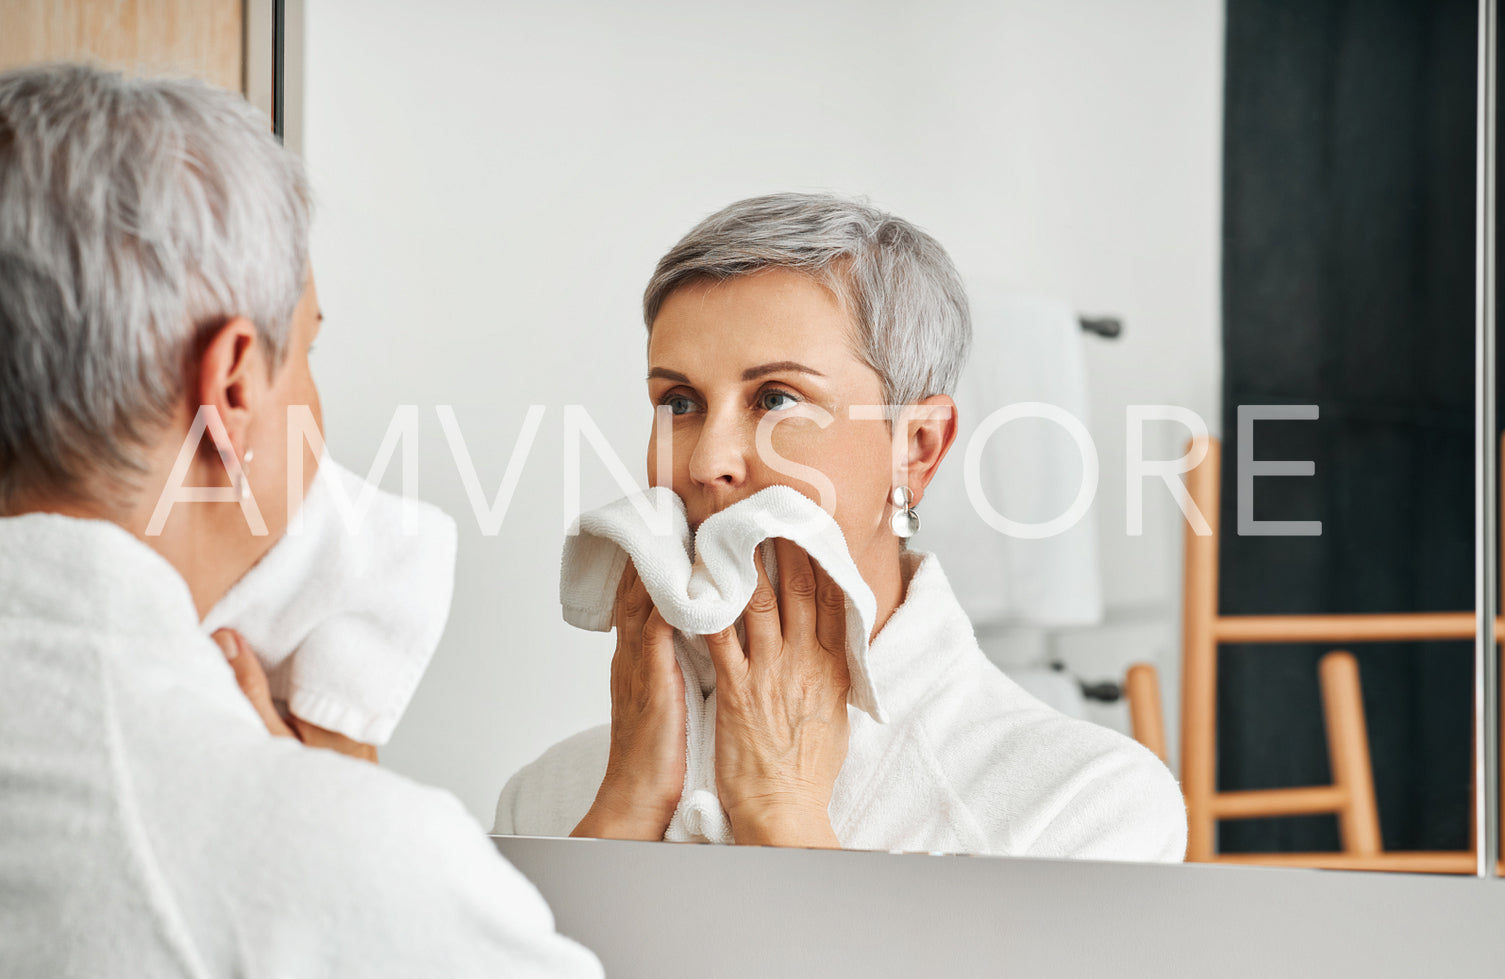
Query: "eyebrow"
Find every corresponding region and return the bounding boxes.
[646,362,827,384]
[741,361,825,381]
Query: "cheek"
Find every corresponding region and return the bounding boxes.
[762,417,891,519]
[264,359,322,505]
[299,372,323,492]
[302,373,323,431]
[831,452,892,535]
[287,355,322,429]
[645,418,692,490]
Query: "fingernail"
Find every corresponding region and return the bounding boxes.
[214,631,238,660]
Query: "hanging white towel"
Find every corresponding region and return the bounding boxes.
[560,485,879,843]
[921,288,1105,627]
[201,457,458,745]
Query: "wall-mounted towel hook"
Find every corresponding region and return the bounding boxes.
[1079,315,1123,339]
[1049,660,1124,703]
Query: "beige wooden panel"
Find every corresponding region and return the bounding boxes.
[0,0,244,94]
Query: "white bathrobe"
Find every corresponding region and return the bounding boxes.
[0,513,600,979]
[495,552,1188,861]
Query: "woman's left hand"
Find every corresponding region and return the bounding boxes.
[705,538,850,848]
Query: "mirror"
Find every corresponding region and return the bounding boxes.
[295,0,1496,871]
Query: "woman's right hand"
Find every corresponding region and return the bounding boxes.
[213,628,379,763]
[571,560,687,842]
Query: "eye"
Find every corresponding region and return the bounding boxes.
[661,394,700,416]
[759,389,800,412]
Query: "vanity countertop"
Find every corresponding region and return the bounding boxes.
[496,835,1505,979]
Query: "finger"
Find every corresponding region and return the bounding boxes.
[614,558,637,620]
[608,563,644,704]
[741,546,782,663]
[213,629,296,739]
[641,607,681,686]
[811,560,849,665]
[291,717,379,763]
[614,557,636,607]
[704,623,747,682]
[773,537,818,645]
[615,559,653,637]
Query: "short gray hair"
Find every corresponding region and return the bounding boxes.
[0,63,312,507]
[643,193,972,410]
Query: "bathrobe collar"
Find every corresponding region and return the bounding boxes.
[864,550,980,719]
[0,512,201,637]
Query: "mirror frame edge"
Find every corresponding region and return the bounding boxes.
[1476,0,1501,881]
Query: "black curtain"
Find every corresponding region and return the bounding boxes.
[1220,0,1477,853]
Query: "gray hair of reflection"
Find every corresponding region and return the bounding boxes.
[642,192,973,410]
[0,63,312,508]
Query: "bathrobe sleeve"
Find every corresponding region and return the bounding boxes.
[907,668,1189,862]
[231,745,603,978]
[1011,733,1189,862]
[494,724,613,837]
[951,704,1189,862]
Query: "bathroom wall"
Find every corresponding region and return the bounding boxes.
[301,0,1224,822]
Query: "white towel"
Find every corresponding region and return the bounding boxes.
[922,288,1105,627]
[561,485,879,843]
[201,457,458,745]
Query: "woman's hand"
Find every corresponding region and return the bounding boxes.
[707,538,850,848]
[289,716,379,763]
[571,560,687,842]
[213,628,379,763]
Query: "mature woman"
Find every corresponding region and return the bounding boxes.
[0,64,596,976]
[496,193,1187,860]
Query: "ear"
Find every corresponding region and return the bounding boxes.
[901,394,959,506]
[195,316,265,459]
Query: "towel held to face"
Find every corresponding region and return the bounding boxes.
[561,485,879,843]
[201,457,458,746]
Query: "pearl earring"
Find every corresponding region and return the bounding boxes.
[237,448,255,502]
[890,485,919,538]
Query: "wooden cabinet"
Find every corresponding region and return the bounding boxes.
[0,0,246,94]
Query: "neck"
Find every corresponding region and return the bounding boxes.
[862,540,910,640]
[138,511,251,621]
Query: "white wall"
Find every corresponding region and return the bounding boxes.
[302,0,1224,824]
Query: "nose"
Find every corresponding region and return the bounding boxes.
[686,405,750,496]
